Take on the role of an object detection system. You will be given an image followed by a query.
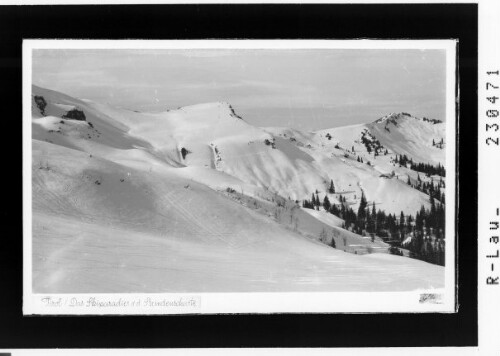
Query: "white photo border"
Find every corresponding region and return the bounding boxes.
[23,39,457,315]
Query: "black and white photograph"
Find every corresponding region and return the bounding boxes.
[23,40,457,314]
[0,0,487,352]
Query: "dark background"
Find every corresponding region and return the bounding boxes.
[0,3,477,348]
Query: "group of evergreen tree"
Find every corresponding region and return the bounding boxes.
[405,196,446,265]
[432,137,445,149]
[395,154,446,177]
[360,130,385,155]
[302,188,446,266]
[303,192,321,210]
[407,174,446,204]
[415,197,446,239]
[407,229,445,265]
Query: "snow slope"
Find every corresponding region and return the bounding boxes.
[264,124,438,215]
[32,140,442,293]
[30,85,445,293]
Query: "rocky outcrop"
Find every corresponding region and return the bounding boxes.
[228,104,243,120]
[180,147,191,160]
[422,117,443,124]
[34,95,47,116]
[62,108,86,121]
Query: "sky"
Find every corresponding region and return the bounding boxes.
[33,48,446,131]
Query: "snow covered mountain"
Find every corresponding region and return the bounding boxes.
[264,114,445,216]
[30,85,445,293]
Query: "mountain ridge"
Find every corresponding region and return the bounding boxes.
[31,85,443,212]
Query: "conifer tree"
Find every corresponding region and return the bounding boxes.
[323,195,331,211]
[429,195,437,229]
[357,191,367,222]
[329,179,335,194]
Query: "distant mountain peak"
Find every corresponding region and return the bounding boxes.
[373,112,413,124]
[373,112,442,125]
[174,101,244,122]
